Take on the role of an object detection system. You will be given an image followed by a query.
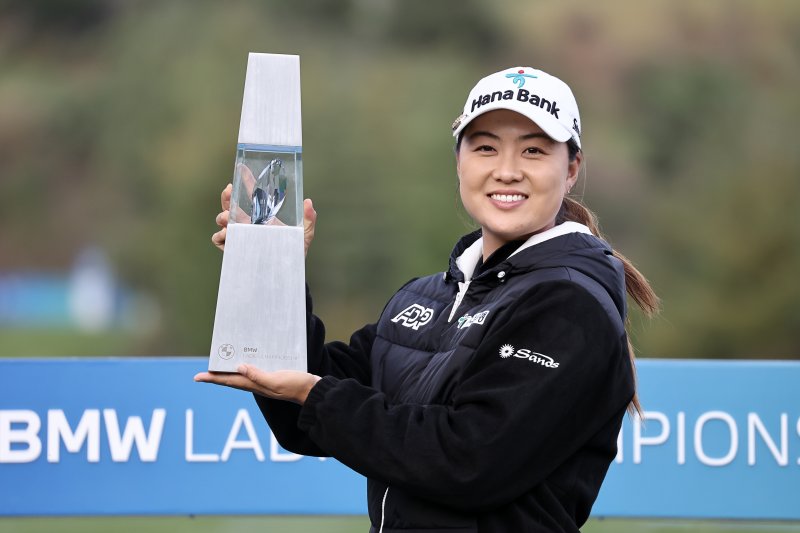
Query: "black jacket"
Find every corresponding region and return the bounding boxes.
[255,222,634,532]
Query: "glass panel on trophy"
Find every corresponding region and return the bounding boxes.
[229,148,303,228]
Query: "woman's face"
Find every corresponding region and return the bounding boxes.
[456,109,581,258]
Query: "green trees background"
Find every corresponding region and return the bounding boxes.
[1,0,798,358]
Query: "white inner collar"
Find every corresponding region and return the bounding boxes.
[456,222,593,281]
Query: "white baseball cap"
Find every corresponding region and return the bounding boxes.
[452,66,582,149]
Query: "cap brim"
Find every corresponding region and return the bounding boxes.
[453,100,574,146]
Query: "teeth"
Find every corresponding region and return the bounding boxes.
[490,194,526,203]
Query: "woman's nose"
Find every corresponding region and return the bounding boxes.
[492,154,523,182]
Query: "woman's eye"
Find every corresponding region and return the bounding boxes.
[524,147,543,155]
[476,145,495,152]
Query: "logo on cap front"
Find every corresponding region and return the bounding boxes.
[505,69,537,88]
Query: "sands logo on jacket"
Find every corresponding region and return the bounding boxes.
[391,304,435,330]
[499,344,559,369]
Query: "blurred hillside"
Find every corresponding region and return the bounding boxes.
[0,0,798,358]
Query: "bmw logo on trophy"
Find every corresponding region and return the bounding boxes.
[209,53,306,373]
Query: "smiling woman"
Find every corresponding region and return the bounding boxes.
[197,66,659,533]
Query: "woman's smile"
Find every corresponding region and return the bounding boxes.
[488,191,529,208]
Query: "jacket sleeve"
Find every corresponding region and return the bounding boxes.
[253,285,375,456]
[296,280,634,511]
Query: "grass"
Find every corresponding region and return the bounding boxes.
[0,328,141,357]
[0,516,798,533]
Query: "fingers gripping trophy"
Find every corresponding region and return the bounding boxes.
[208,53,307,373]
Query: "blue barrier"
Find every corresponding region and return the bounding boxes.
[0,358,798,519]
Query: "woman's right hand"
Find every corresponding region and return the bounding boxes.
[211,183,317,258]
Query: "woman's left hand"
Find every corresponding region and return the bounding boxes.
[194,365,321,405]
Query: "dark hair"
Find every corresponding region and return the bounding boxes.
[567,138,580,162]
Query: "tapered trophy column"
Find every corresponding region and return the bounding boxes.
[209,53,306,372]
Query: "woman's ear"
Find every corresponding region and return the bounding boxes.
[566,150,582,190]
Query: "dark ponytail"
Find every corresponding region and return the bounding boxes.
[561,141,660,416]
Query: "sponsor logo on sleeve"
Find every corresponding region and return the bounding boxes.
[498,344,559,368]
[391,304,435,331]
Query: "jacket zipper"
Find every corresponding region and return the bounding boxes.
[447,280,471,322]
[378,486,389,533]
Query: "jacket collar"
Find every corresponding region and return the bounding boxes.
[447,222,594,282]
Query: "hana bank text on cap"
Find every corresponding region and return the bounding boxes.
[452,67,582,150]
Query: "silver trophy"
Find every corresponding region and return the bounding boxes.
[209,53,306,373]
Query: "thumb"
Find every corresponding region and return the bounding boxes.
[303,198,317,257]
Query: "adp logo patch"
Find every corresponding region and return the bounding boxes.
[391,304,435,331]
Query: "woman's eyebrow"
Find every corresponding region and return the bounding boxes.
[466,130,500,141]
[467,131,553,143]
[519,132,553,142]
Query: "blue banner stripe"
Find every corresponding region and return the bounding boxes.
[0,358,798,519]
